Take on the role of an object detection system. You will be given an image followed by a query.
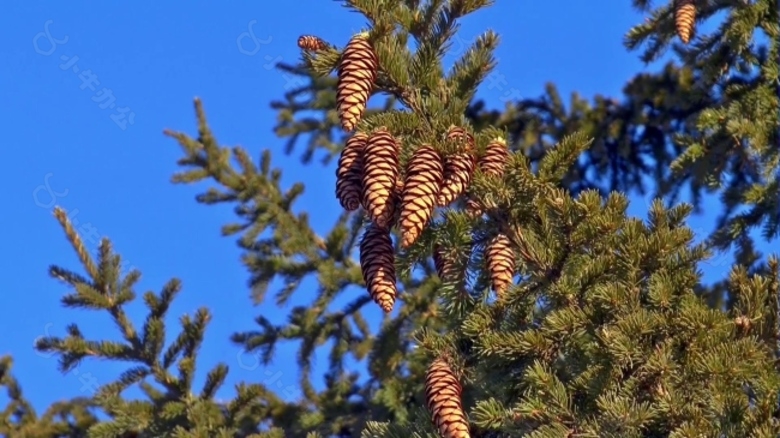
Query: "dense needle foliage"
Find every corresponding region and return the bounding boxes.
[2,1,778,436]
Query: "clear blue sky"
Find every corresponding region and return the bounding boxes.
[1,1,773,413]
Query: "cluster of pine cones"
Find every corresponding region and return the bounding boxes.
[337,125,516,315]
[299,32,516,437]
[297,0,699,429]
[296,6,711,429]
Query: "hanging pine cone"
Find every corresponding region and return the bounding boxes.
[335,132,367,211]
[486,233,515,298]
[433,244,462,284]
[463,196,483,218]
[478,137,509,178]
[437,126,476,207]
[297,35,328,51]
[433,245,450,280]
[674,0,696,44]
[400,145,444,248]
[337,33,378,132]
[362,128,400,229]
[359,224,397,312]
[425,357,470,438]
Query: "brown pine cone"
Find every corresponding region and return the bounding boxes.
[425,357,470,438]
[336,33,378,132]
[433,244,464,286]
[463,196,483,218]
[400,145,444,248]
[445,126,474,146]
[335,132,367,211]
[359,224,397,312]
[486,233,515,298]
[478,137,509,178]
[674,0,696,44]
[297,35,328,51]
[362,128,400,229]
[437,126,476,207]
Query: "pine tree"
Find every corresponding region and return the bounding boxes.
[3,0,778,436]
[0,207,312,437]
[274,0,779,308]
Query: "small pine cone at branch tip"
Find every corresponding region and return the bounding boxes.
[362,128,401,229]
[335,132,367,211]
[437,126,476,207]
[478,137,509,179]
[336,33,378,132]
[674,0,696,44]
[425,357,471,438]
[486,233,515,298]
[297,35,328,51]
[359,224,397,313]
[400,145,444,248]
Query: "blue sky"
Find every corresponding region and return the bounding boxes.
[1,1,773,414]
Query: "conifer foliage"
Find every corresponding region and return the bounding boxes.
[3,0,779,437]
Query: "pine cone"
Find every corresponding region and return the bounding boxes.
[297,35,328,51]
[486,233,515,298]
[433,244,460,283]
[337,33,378,132]
[400,145,444,248]
[463,196,483,218]
[437,126,476,207]
[674,0,696,44]
[359,224,397,312]
[362,128,400,229]
[425,357,470,438]
[478,137,509,178]
[335,132,367,211]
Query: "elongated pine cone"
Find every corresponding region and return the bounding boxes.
[479,137,509,178]
[433,244,463,286]
[297,35,328,51]
[362,128,400,229]
[400,145,444,248]
[437,126,476,207]
[359,224,397,312]
[674,0,696,44]
[425,357,470,438]
[337,33,378,132]
[486,233,515,298]
[336,133,367,211]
